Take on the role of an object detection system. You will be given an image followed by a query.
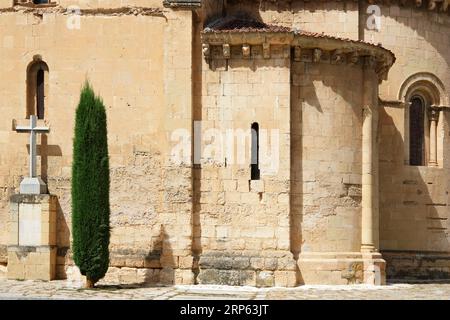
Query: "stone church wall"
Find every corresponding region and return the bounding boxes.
[291,59,369,284]
[239,0,450,282]
[0,7,195,284]
[195,44,297,287]
[1,0,450,285]
[291,61,364,254]
[362,3,450,280]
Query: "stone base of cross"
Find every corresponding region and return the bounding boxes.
[19,177,48,195]
[13,115,50,195]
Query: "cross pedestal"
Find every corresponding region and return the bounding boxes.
[14,115,50,195]
[7,116,56,281]
[7,194,57,281]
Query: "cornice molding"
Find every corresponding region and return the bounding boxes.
[201,30,396,80]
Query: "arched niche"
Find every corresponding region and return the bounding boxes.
[26,57,49,119]
[399,73,447,167]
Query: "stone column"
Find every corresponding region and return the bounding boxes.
[361,57,379,253]
[428,106,440,167]
[360,57,385,285]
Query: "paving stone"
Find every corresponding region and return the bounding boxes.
[0,280,450,300]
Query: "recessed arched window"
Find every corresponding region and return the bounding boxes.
[409,96,425,166]
[27,59,49,119]
[251,122,260,180]
[400,73,448,168]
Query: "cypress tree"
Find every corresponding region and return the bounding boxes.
[71,81,110,288]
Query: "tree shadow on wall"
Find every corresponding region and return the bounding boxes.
[55,200,71,279]
[378,106,450,283]
[94,225,176,290]
[156,225,177,286]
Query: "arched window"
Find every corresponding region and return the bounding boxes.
[409,96,425,166]
[400,73,448,167]
[251,122,260,180]
[27,59,49,119]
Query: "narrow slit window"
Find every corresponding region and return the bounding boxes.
[36,69,45,119]
[251,122,260,180]
[409,97,425,166]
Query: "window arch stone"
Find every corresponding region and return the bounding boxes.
[399,73,447,167]
[398,72,448,107]
[26,57,49,120]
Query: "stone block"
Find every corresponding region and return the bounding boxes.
[117,267,137,284]
[256,271,274,287]
[250,180,264,193]
[274,271,297,287]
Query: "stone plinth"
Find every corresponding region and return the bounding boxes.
[298,252,386,285]
[7,194,57,281]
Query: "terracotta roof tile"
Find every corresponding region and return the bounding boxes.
[204,17,291,33]
[202,25,394,58]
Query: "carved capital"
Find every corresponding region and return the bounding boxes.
[348,52,360,65]
[223,44,231,59]
[428,105,441,122]
[313,48,322,63]
[242,44,251,58]
[202,43,210,58]
[331,50,344,64]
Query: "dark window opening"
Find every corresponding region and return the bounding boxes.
[36,68,45,119]
[409,97,425,166]
[33,0,49,4]
[251,122,260,180]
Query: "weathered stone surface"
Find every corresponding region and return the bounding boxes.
[198,269,256,286]
[256,271,274,288]
[0,0,449,287]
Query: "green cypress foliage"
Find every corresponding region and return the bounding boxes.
[71,82,110,288]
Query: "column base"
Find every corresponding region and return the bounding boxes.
[298,252,386,285]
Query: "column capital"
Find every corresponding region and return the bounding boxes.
[428,105,441,122]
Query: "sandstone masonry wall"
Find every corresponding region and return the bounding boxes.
[291,61,364,254]
[0,8,194,284]
[196,44,297,287]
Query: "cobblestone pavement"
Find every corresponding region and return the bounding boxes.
[0,280,449,299]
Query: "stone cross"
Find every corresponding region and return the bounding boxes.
[14,115,50,194]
